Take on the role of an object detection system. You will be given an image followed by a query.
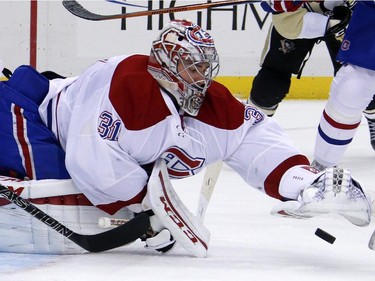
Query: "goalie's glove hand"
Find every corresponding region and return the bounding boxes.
[143,229,176,253]
[325,5,352,39]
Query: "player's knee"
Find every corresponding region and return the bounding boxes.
[249,67,291,113]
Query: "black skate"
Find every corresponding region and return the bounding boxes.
[366,117,375,151]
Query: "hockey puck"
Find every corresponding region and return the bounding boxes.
[315,228,336,244]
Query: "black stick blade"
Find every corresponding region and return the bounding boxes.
[62,0,117,21]
[70,213,150,252]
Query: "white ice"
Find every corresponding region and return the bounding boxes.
[1,100,375,281]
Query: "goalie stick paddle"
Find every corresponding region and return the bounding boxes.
[98,161,223,228]
[0,183,150,252]
[62,0,255,21]
[196,161,222,222]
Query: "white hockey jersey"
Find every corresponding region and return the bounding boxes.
[39,54,309,213]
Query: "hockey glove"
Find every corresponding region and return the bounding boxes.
[143,229,176,253]
[261,0,305,13]
[324,6,352,39]
[271,167,371,227]
[141,214,176,253]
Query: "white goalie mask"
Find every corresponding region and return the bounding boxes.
[148,19,220,116]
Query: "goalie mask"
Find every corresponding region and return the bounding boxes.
[148,19,220,116]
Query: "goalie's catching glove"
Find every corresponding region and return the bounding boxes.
[272,167,372,227]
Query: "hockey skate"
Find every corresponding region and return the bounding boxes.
[272,167,371,227]
[365,117,375,151]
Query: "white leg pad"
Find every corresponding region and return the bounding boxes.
[0,176,81,199]
[0,204,133,254]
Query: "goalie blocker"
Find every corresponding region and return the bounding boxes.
[146,159,211,258]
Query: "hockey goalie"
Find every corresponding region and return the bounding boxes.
[0,19,371,257]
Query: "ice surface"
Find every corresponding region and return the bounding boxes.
[1,100,375,281]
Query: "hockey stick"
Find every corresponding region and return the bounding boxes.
[0,183,150,252]
[196,161,223,222]
[98,161,223,228]
[98,217,129,228]
[62,0,255,21]
[106,0,148,9]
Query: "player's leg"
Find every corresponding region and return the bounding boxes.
[0,65,70,180]
[363,95,375,151]
[313,64,375,168]
[248,25,315,116]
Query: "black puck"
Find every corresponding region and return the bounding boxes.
[315,228,336,244]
